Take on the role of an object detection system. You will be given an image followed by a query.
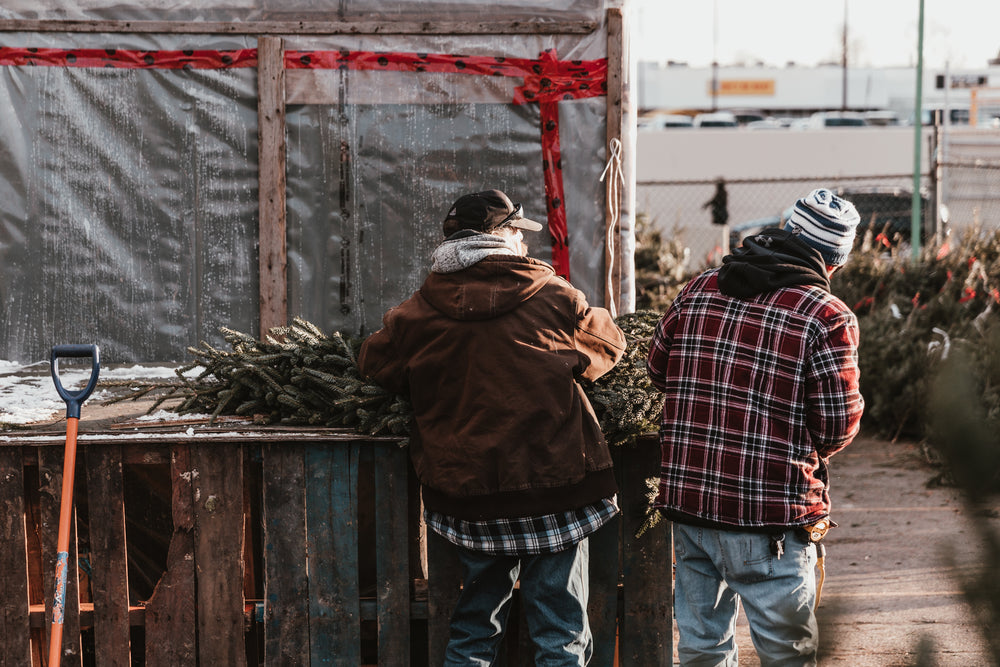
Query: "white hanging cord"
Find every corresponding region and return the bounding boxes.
[600,138,625,318]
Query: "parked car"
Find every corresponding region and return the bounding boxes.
[835,186,930,243]
[728,186,931,250]
[692,111,738,128]
[911,105,970,126]
[638,113,693,131]
[807,111,868,127]
[745,118,786,130]
[862,110,901,126]
[725,108,767,126]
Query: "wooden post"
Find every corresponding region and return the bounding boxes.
[588,514,621,667]
[0,446,31,667]
[262,444,310,665]
[84,444,132,666]
[257,36,288,336]
[426,532,461,666]
[191,445,246,666]
[366,444,409,663]
[39,446,82,666]
[145,445,197,667]
[618,437,673,667]
[306,444,362,662]
[604,8,626,315]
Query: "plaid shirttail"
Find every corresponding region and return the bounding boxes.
[425,497,618,555]
[646,268,863,529]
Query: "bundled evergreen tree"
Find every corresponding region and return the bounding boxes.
[111,314,666,447]
[581,309,665,446]
[106,318,412,438]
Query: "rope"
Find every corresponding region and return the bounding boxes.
[600,137,625,318]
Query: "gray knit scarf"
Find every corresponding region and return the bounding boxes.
[430,231,523,274]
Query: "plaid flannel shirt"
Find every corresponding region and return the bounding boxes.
[646,268,863,529]
[425,497,618,555]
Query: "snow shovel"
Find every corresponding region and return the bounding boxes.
[47,344,101,667]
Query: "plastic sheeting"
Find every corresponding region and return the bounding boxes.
[0,5,634,363]
[0,59,260,363]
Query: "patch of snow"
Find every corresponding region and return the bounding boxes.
[135,409,214,422]
[0,361,204,426]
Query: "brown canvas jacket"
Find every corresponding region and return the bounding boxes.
[358,255,626,520]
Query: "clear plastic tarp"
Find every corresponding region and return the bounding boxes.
[0,2,634,364]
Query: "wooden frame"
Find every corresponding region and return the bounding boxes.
[604,7,627,314]
[0,12,629,327]
[0,19,599,35]
[257,36,288,335]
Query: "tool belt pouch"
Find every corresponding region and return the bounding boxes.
[802,518,837,543]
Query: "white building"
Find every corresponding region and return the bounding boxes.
[638,61,1000,124]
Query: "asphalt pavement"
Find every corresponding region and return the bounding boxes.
[670,436,999,666]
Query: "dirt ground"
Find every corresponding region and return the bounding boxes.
[670,436,1000,666]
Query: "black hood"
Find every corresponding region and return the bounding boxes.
[717,228,830,298]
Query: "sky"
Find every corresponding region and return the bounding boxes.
[632,0,1000,71]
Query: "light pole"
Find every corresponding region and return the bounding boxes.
[841,0,848,111]
[911,0,925,261]
[710,0,719,111]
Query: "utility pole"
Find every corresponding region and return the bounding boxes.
[841,0,848,111]
[911,0,925,261]
[711,0,719,111]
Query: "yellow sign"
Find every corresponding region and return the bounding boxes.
[713,79,775,96]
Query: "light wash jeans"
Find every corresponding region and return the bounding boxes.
[673,523,818,667]
[443,539,592,667]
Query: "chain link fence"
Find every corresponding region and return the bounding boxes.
[637,131,1000,272]
[937,129,1000,247]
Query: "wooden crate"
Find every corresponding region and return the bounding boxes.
[0,428,671,666]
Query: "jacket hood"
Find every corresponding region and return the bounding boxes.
[717,227,831,298]
[420,255,555,321]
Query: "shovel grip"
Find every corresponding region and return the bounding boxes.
[50,345,101,420]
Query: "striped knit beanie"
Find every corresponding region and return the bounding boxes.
[784,188,861,266]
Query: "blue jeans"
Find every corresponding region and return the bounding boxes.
[443,539,593,666]
[673,523,818,667]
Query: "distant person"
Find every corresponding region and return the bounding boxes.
[704,177,729,226]
[646,188,865,666]
[358,189,626,666]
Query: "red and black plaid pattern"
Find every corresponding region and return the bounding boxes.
[646,269,863,528]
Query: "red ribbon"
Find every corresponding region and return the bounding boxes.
[0,47,257,69]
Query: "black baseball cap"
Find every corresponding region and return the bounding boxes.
[442,189,545,237]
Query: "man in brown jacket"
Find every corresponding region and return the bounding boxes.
[359,189,625,666]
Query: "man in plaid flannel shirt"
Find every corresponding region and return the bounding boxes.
[359,190,625,666]
[646,189,865,666]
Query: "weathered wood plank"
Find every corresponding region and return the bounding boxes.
[257,35,288,336]
[84,444,132,667]
[588,514,622,667]
[603,6,626,315]
[306,443,361,664]
[261,443,309,665]
[0,19,598,35]
[373,444,410,665]
[0,446,32,666]
[408,463,427,582]
[191,444,246,666]
[425,531,461,666]
[144,445,197,667]
[618,438,672,667]
[39,445,82,666]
